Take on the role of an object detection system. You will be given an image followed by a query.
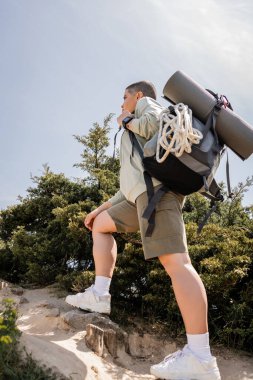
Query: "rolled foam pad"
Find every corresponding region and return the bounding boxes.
[163,70,253,160]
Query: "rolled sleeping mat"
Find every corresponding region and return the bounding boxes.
[163,70,253,160]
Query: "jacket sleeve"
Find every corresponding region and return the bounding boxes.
[108,190,126,206]
[129,97,164,140]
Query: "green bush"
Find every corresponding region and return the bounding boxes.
[0,299,65,380]
[56,270,95,293]
[187,222,253,349]
[0,298,21,377]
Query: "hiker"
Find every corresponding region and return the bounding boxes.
[66,81,221,380]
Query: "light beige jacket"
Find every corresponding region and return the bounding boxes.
[109,96,164,205]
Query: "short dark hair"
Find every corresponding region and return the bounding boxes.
[126,81,157,100]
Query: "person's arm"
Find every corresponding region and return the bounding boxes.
[127,98,164,140]
[84,191,125,230]
[84,201,111,230]
[107,190,126,206]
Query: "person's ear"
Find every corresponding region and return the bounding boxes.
[136,91,144,100]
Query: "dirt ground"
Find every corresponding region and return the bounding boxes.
[1,284,253,380]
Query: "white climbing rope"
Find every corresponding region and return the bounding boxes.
[156,103,203,163]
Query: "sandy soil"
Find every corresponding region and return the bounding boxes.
[1,284,253,380]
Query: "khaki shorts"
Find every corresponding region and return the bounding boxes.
[107,189,188,260]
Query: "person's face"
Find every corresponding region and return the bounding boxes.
[121,89,143,113]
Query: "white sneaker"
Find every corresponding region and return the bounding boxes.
[65,285,111,315]
[150,345,221,380]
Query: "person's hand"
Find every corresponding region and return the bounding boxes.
[117,110,132,127]
[84,210,98,231]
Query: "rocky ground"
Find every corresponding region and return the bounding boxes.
[1,281,253,380]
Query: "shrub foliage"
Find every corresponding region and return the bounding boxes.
[0,299,62,379]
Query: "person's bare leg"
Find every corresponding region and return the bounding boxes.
[92,210,117,278]
[159,252,208,334]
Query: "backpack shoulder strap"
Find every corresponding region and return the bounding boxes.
[128,130,170,237]
[200,178,224,202]
[198,178,224,233]
[128,130,144,158]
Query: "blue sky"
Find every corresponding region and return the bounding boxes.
[0,0,253,209]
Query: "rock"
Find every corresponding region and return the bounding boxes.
[62,310,175,361]
[0,284,11,297]
[85,319,128,359]
[45,308,60,317]
[91,366,98,375]
[98,321,128,358]
[103,328,117,358]
[128,332,153,358]
[61,310,110,330]
[34,300,57,309]
[85,324,104,357]
[61,310,129,358]
[11,287,24,296]
[57,318,71,331]
[19,296,29,304]
[0,281,9,290]
[128,332,177,358]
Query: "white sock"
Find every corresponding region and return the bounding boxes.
[186,332,212,362]
[93,276,111,296]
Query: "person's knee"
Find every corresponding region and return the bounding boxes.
[159,252,191,277]
[92,210,117,235]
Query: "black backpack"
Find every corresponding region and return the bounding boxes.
[123,91,233,236]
